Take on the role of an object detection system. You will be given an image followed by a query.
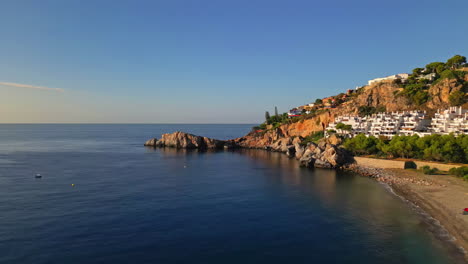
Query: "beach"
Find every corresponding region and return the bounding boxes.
[347,164,468,262]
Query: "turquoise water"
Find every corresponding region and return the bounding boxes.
[0,124,463,263]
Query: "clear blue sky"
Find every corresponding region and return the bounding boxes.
[0,0,467,123]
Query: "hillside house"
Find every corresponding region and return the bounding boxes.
[368,73,409,86]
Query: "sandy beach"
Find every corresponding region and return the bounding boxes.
[347,164,468,262]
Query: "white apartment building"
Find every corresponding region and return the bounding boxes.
[327,116,369,137]
[326,110,431,138]
[430,107,468,135]
[397,111,431,136]
[368,73,410,86]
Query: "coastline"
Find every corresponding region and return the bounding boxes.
[345,164,468,262]
[145,131,468,262]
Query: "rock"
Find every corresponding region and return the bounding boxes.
[299,150,316,168]
[269,138,292,153]
[223,141,238,149]
[317,140,327,150]
[286,145,296,158]
[314,159,333,169]
[327,134,342,145]
[144,138,158,146]
[294,143,305,159]
[145,132,228,150]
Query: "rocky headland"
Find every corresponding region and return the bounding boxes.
[145,131,353,169]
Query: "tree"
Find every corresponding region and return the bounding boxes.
[274,106,279,117]
[449,90,466,106]
[358,106,376,117]
[446,55,467,69]
[265,111,271,123]
[425,62,446,74]
[412,91,429,106]
[343,124,352,131]
[336,123,345,134]
[412,67,424,76]
[315,99,323,104]
[343,134,379,155]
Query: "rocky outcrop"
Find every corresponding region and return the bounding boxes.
[426,78,466,109]
[144,131,235,150]
[296,141,353,169]
[144,131,353,168]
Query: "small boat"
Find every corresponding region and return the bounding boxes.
[35,174,42,178]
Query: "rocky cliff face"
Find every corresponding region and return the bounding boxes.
[426,78,466,109]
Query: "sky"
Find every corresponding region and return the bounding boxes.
[0,0,467,123]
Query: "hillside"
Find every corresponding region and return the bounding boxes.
[235,56,468,148]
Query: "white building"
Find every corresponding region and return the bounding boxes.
[368,73,410,86]
[326,116,369,137]
[430,107,468,135]
[399,111,431,136]
[417,73,437,81]
[326,110,431,138]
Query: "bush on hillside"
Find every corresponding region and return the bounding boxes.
[449,90,466,106]
[420,165,439,175]
[449,166,468,178]
[300,131,325,146]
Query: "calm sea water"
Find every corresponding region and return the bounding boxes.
[0,124,463,264]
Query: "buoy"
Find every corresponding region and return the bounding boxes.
[71,184,75,187]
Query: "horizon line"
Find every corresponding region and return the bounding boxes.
[0,122,259,125]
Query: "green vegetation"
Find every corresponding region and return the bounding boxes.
[343,134,379,155]
[449,166,468,180]
[447,55,467,70]
[357,105,386,117]
[420,165,440,175]
[265,111,270,122]
[344,134,468,163]
[449,90,466,106]
[335,122,352,135]
[300,131,325,146]
[397,55,467,106]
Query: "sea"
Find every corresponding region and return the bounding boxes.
[0,124,464,264]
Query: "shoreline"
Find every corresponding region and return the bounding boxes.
[145,131,468,262]
[345,164,468,263]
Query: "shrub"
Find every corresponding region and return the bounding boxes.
[300,131,325,146]
[449,166,468,178]
[439,69,458,80]
[412,90,429,105]
[449,90,466,106]
[421,165,439,175]
[358,106,376,117]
